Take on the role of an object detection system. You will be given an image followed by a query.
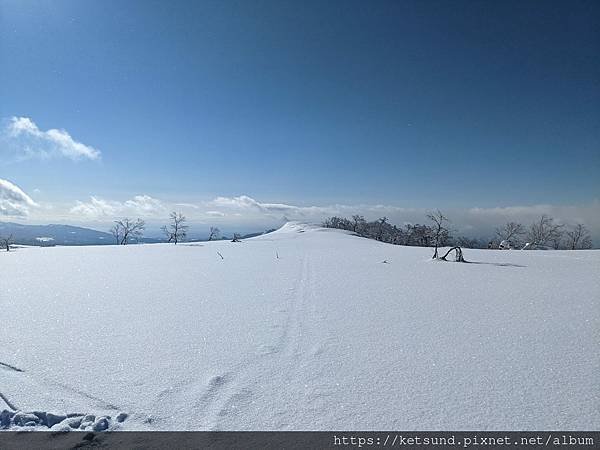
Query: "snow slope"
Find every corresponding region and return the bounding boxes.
[1,222,598,430]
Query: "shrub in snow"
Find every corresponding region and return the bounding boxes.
[498,240,511,250]
[437,246,466,262]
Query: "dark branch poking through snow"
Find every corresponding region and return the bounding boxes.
[0,362,24,373]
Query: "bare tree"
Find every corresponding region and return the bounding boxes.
[565,224,592,250]
[109,223,121,244]
[495,222,525,247]
[551,233,564,250]
[0,234,14,252]
[427,210,450,259]
[231,233,242,242]
[376,217,388,241]
[400,224,415,246]
[409,224,434,247]
[351,215,366,235]
[527,215,563,248]
[208,226,220,241]
[161,212,188,244]
[114,218,145,245]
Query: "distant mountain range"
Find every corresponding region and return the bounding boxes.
[0,222,277,246]
[0,222,117,246]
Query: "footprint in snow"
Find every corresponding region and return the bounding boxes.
[258,345,279,356]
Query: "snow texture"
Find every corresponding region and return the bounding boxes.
[1,222,598,430]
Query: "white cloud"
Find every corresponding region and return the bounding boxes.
[70,196,118,217]
[208,195,335,217]
[4,117,101,161]
[210,195,267,210]
[124,195,165,214]
[0,178,38,217]
[70,195,165,219]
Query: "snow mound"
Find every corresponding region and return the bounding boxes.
[258,221,319,236]
[253,221,355,240]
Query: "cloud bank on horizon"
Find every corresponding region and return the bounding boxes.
[2,178,599,242]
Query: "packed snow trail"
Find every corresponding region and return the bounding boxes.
[1,222,599,430]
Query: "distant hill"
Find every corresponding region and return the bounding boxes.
[0,222,278,246]
[0,222,115,246]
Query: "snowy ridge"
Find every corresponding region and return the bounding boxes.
[266,221,317,234]
[1,223,599,430]
[253,221,325,238]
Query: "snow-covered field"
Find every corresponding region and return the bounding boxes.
[1,222,599,430]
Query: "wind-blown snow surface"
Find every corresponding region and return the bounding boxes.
[1,222,599,430]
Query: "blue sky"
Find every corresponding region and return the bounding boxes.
[0,0,599,236]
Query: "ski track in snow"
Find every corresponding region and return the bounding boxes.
[150,253,318,430]
[149,250,334,430]
[1,362,120,413]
